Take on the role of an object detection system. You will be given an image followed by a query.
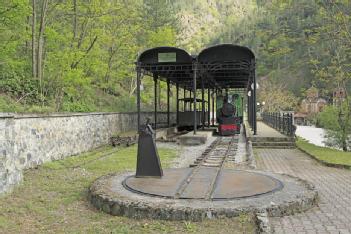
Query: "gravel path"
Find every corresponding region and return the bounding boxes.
[157,136,218,168]
[256,148,351,233]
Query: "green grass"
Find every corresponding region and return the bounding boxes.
[297,138,351,166]
[0,94,56,113]
[0,145,256,234]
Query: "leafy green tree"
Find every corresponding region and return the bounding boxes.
[1,0,350,119]
[310,0,351,151]
[258,79,298,112]
[0,0,180,113]
[318,103,351,151]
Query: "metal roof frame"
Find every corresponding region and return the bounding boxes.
[137,46,194,90]
[197,44,255,89]
[135,44,257,135]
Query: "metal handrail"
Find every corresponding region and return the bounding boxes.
[262,112,296,137]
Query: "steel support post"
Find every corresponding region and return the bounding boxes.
[167,79,170,127]
[212,89,215,126]
[247,88,251,129]
[190,90,192,111]
[158,79,161,110]
[251,91,253,129]
[137,66,141,132]
[241,96,244,124]
[207,88,211,127]
[250,86,253,130]
[176,83,179,126]
[289,113,293,136]
[183,87,186,111]
[249,90,252,130]
[193,63,197,135]
[201,77,205,130]
[153,74,157,130]
[253,73,257,135]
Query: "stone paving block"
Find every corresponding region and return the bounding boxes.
[304,225,315,230]
[273,228,283,233]
[325,226,337,231]
[256,148,351,233]
[339,229,351,234]
[305,230,317,234]
[295,226,305,231]
[284,229,296,234]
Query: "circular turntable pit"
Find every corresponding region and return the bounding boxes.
[124,168,283,200]
[89,168,318,221]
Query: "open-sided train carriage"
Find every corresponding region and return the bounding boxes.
[177,98,208,129]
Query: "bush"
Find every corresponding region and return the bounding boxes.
[0,72,41,105]
[61,100,94,112]
[317,104,351,151]
[0,95,24,112]
[317,105,339,131]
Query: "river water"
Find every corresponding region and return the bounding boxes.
[295,126,327,147]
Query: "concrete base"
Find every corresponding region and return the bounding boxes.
[89,170,318,221]
[155,127,177,140]
[178,130,214,146]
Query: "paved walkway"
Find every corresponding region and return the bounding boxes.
[256,121,286,138]
[248,121,287,139]
[256,149,351,234]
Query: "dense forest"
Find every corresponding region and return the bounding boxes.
[0,0,179,112]
[0,0,350,115]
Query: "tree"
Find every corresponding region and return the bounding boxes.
[258,78,298,112]
[318,104,350,151]
[311,0,351,151]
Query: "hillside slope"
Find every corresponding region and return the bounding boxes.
[175,0,254,54]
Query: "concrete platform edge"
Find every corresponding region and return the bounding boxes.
[88,171,318,221]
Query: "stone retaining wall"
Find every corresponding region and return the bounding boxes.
[0,112,175,193]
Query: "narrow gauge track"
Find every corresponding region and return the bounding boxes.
[175,135,239,199]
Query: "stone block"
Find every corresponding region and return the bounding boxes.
[0,112,176,194]
[179,134,207,145]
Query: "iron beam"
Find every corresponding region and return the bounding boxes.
[154,74,157,130]
[201,77,205,130]
[212,89,215,126]
[183,87,186,111]
[207,88,210,127]
[190,90,192,111]
[253,69,257,135]
[137,66,141,132]
[167,79,170,127]
[193,63,197,135]
[176,83,179,126]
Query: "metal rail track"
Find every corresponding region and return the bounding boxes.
[175,135,239,199]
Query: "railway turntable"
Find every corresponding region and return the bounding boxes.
[89,128,317,221]
[88,44,317,221]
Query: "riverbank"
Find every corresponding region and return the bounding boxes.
[296,138,351,168]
